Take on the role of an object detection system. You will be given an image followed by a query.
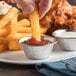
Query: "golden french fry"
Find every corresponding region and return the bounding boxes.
[40,27,48,34]
[10,14,18,34]
[17,27,48,34]
[7,33,32,41]
[8,41,22,51]
[8,33,32,51]
[0,23,10,37]
[8,14,20,51]
[18,19,30,27]
[29,8,41,41]
[0,44,8,52]
[0,38,8,44]
[0,7,18,30]
[0,29,8,37]
[17,27,31,33]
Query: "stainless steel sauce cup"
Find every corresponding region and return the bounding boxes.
[52,29,76,51]
[19,36,56,60]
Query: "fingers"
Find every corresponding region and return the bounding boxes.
[39,0,53,19]
[15,0,35,14]
[23,0,35,14]
[11,0,52,19]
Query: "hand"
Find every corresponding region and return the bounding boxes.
[11,0,52,19]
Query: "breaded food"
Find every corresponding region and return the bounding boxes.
[0,7,18,30]
[29,8,41,41]
[17,27,48,34]
[0,44,8,52]
[0,38,8,44]
[8,40,22,51]
[0,23,10,37]
[10,14,18,34]
[7,33,32,51]
[7,33,32,40]
[18,19,30,27]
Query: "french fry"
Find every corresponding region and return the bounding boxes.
[17,27,31,33]
[0,7,49,52]
[8,32,46,51]
[0,38,8,44]
[17,27,48,34]
[0,44,8,52]
[40,27,48,34]
[8,41,22,51]
[0,23,10,37]
[8,33,32,51]
[10,14,18,34]
[18,19,30,27]
[29,8,41,41]
[0,7,18,29]
[8,14,19,51]
[7,33,32,41]
[0,28,8,37]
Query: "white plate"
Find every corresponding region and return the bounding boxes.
[0,44,76,65]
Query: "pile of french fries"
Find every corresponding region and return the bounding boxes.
[0,7,48,52]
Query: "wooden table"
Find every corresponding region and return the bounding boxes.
[0,63,42,76]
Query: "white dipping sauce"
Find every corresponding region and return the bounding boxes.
[57,32,76,38]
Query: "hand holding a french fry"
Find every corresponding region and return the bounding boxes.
[11,0,52,19]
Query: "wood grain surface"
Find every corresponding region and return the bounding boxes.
[0,63,42,76]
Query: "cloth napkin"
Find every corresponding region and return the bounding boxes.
[36,57,76,76]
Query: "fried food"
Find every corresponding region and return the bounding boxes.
[55,16,65,26]
[0,0,75,52]
[29,8,41,41]
[41,0,76,35]
[0,7,18,30]
[8,41,22,51]
[0,44,8,52]
[40,27,48,34]
[10,14,18,34]
[8,33,32,51]
[17,27,31,33]
[0,23,10,37]
[0,38,8,44]
[0,7,47,52]
[72,6,76,14]
[17,27,48,34]
[7,33,32,40]
[18,19,30,27]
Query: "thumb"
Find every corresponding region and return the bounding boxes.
[21,0,35,14]
[39,0,52,19]
[14,0,35,14]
